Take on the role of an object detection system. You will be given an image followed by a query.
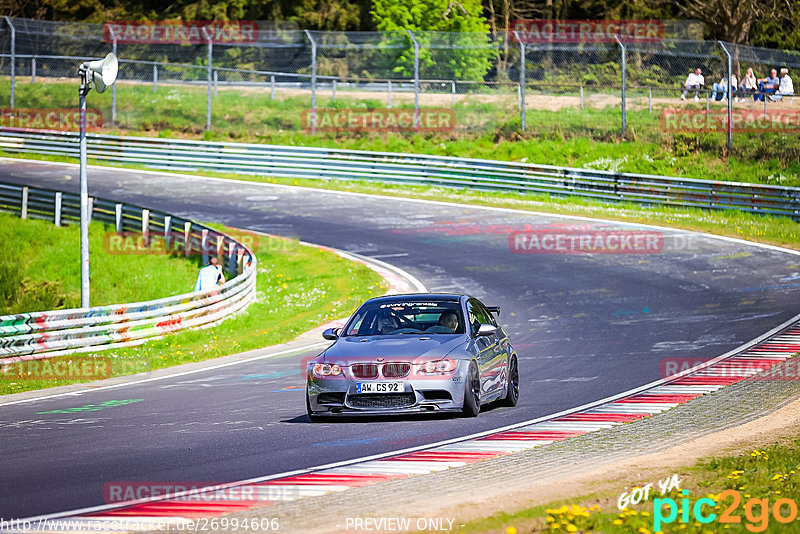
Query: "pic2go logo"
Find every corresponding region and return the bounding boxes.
[654,489,800,532]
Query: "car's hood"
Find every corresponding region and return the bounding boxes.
[322,335,467,363]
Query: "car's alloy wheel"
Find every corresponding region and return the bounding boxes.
[461,362,481,417]
[501,355,519,407]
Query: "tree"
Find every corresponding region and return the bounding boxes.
[371,0,497,80]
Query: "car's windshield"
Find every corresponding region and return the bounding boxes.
[343,300,465,336]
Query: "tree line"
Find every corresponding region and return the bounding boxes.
[5,0,799,49]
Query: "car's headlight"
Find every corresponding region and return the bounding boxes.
[418,359,457,374]
[312,363,343,377]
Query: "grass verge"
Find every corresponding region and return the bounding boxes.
[2,80,799,185]
[458,438,800,533]
[0,211,198,314]
[0,228,386,395]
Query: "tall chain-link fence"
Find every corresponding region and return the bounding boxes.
[0,17,799,144]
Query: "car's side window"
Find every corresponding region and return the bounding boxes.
[476,301,498,327]
[467,299,491,333]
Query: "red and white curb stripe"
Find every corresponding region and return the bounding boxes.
[13,323,800,532]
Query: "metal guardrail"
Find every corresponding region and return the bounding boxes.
[1,128,799,219]
[0,181,257,362]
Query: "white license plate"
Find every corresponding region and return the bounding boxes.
[356,382,404,394]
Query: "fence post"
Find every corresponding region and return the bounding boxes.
[615,35,626,134]
[513,31,526,131]
[408,30,420,128]
[54,192,62,227]
[115,203,123,233]
[108,25,118,125]
[5,17,15,109]
[31,57,35,84]
[452,80,456,107]
[304,30,317,135]
[332,79,337,102]
[21,186,28,219]
[718,41,733,149]
[270,75,275,100]
[388,79,392,108]
[202,26,213,132]
[648,87,652,114]
[153,64,158,93]
[580,85,584,110]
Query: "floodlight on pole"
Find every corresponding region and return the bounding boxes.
[77,52,118,308]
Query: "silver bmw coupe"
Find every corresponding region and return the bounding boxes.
[306,294,519,420]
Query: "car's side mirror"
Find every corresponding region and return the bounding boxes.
[322,328,340,341]
[476,324,498,337]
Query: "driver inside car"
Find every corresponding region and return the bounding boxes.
[376,311,400,334]
[437,311,459,332]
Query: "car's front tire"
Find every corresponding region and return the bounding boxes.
[461,361,480,417]
[500,355,519,407]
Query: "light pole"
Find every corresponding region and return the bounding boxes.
[77,53,118,308]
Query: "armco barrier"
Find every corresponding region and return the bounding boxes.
[0,181,257,362]
[0,129,799,219]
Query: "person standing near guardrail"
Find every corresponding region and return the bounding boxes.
[194,256,225,292]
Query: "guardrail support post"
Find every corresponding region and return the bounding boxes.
[5,17,15,109]
[21,186,28,219]
[387,79,392,108]
[580,85,584,110]
[270,75,275,101]
[228,242,237,276]
[202,27,213,132]
[31,57,36,84]
[452,80,456,107]
[304,30,317,135]
[615,35,626,134]
[718,41,733,149]
[408,30,420,128]
[332,79,336,102]
[201,228,209,265]
[115,203,123,233]
[163,214,172,249]
[184,221,192,257]
[216,234,224,266]
[213,70,218,97]
[237,248,245,275]
[142,208,150,244]
[88,197,94,221]
[648,87,652,114]
[54,192,62,227]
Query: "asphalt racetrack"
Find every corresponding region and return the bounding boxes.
[2,159,800,518]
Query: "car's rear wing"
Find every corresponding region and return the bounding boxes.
[487,306,500,316]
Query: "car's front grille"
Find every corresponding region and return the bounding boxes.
[348,393,416,409]
[382,362,411,378]
[351,363,378,379]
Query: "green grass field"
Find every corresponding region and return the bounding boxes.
[0,218,386,395]
[461,435,800,533]
[0,211,199,314]
[3,79,799,186]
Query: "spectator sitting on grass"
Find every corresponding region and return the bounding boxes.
[681,67,704,101]
[771,68,794,101]
[757,68,780,101]
[712,74,736,101]
[194,256,224,292]
[737,68,758,102]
